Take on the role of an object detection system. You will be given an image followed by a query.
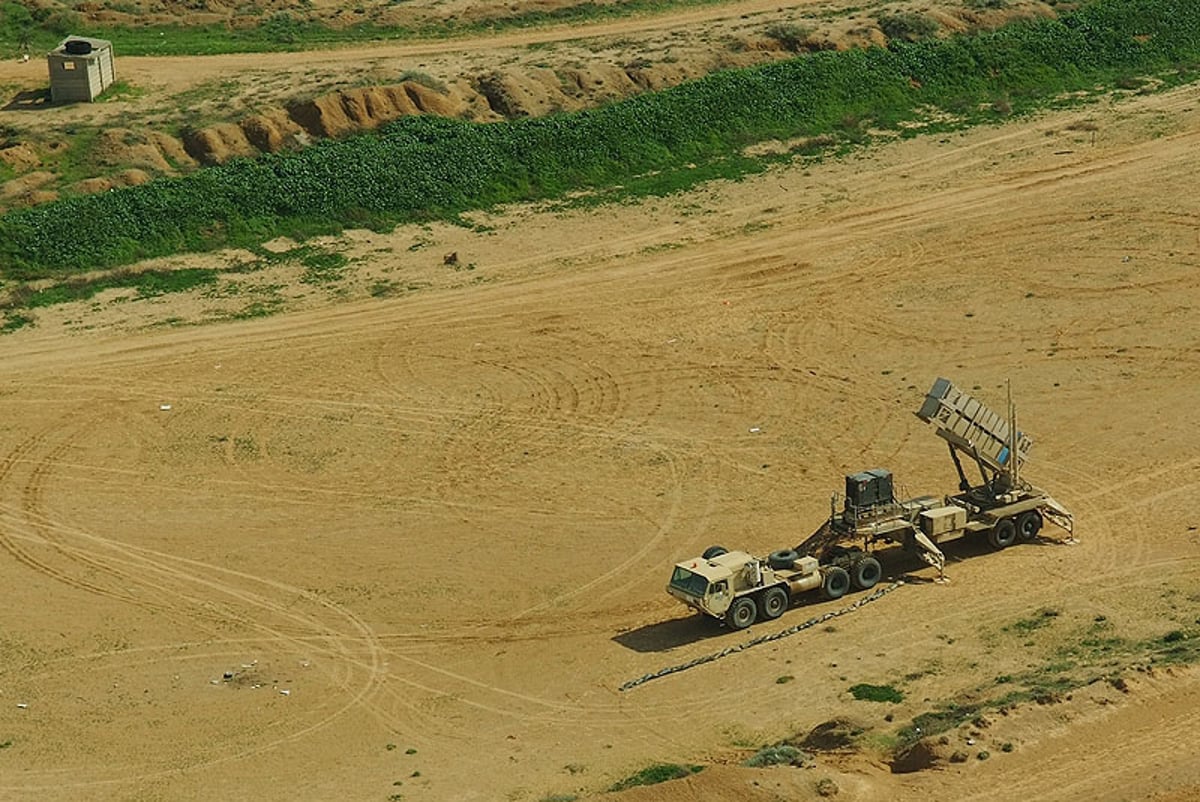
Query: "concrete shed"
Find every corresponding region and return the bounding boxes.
[47,37,115,103]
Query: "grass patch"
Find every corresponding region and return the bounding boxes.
[298,248,349,284]
[1004,608,1061,634]
[0,311,33,333]
[898,622,1200,749]
[608,763,703,791]
[3,0,1200,277]
[97,80,145,102]
[849,683,904,703]
[2,267,219,310]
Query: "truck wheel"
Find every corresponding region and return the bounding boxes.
[702,545,728,560]
[821,566,850,600]
[852,556,882,590]
[759,586,789,620]
[725,597,757,630]
[768,549,800,570]
[988,518,1017,549]
[1016,510,1043,541]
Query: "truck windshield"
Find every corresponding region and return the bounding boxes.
[670,566,708,597]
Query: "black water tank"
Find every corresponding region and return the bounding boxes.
[64,39,93,55]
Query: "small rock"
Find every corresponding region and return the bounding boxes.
[815,777,839,797]
[950,751,969,763]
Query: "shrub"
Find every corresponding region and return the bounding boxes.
[744,744,808,767]
[850,683,904,703]
[608,763,703,791]
[878,12,939,42]
[764,22,813,52]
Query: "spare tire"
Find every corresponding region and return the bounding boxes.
[768,548,800,570]
[65,39,93,55]
[701,545,728,560]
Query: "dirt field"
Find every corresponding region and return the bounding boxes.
[3,71,1200,802]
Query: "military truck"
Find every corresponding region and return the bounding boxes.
[665,378,1074,629]
[666,544,880,630]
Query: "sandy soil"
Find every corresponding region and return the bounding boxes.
[2,77,1200,801]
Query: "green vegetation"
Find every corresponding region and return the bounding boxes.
[2,267,219,310]
[298,248,349,284]
[1,312,33,333]
[897,624,1200,748]
[743,743,806,767]
[1004,607,1061,634]
[764,22,814,52]
[3,0,1200,279]
[849,683,905,703]
[97,79,145,102]
[877,11,939,43]
[608,763,703,791]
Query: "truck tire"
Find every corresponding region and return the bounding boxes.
[988,518,1017,550]
[1016,510,1043,541]
[821,566,850,600]
[725,597,757,630]
[768,549,800,570]
[852,556,882,590]
[759,586,789,620]
[702,545,728,560]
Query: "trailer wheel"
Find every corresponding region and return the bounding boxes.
[822,566,851,600]
[702,545,728,560]
[1016,510,1043,541]
[759,586,789,620]
[768,549,800,570]
[852,556,882,590]
[725,597,757,630]
[988,518,1017,550]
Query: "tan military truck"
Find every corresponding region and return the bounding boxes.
[666,544,881,630]
[665,379,1074,629]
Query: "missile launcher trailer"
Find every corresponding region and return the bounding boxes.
[665,379,1074,629]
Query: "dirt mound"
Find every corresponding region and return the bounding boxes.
[890,737,956,774]
[0,143,40,173]
[240,108,308,153]
[1,170,56,203]
[70,168,154,196]
[182,122,258,165]
[92,128,174,172]
[148,131,197,169]
[793,718,868,752]
[288,82,464,138]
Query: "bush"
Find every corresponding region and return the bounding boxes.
[744,744,808,767]
[850,683,904,703]
[878,12,939,42]
[764,22,813,52]
[608,763,703,791]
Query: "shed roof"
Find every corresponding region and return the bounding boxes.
[50,37,114,57]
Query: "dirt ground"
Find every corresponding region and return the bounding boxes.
[3,67,1200,802]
